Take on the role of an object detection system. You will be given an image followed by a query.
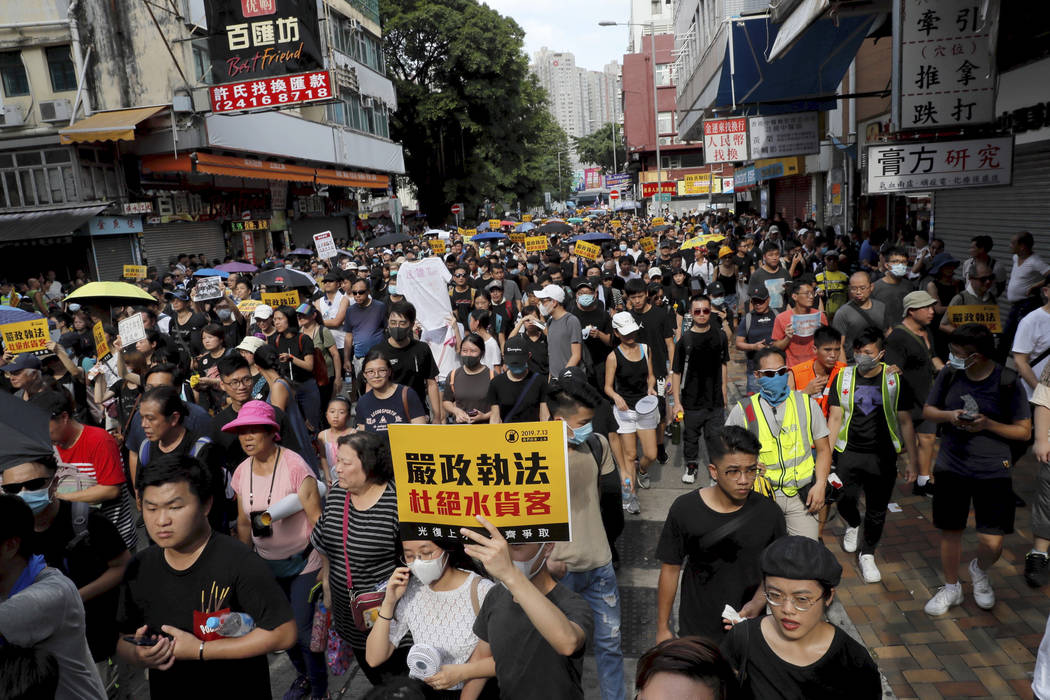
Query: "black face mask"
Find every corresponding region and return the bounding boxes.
[462,355,482,369]
[389,326,411,342]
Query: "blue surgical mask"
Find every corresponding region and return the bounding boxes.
[948,352,973,370]
[890,263,908,277]
[619,244,627,251]
[577,294,594,307]
[567,421,593,445]
[507,363,528,376]
[527,263,537,271]
[19,486,52,514]
[757,372,790,405]
[388,285,399,295]
[710,296,725,306]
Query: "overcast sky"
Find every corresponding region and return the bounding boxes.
[482,0,633,71]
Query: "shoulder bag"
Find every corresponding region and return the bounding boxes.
[341,492,387,630]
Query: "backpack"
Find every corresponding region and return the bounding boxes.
[139,435,213,470]
[584,434,624,549]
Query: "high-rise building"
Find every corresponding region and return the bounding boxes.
[628,0,675,52]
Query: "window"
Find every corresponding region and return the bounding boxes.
[192,45,210,83]
[657,111,674,135]
[45,46,77,92]
[0,147,82,209]
[0,51,29,97]
[655,64,671,87]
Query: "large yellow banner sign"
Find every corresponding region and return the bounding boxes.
[388,421,571,543]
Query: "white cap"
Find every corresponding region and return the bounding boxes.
[647,267,663,279]
[535,284,566,305]
[612,311,641,335]
[236,336,266,353]
[253,304,273,320]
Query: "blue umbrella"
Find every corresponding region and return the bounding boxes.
[476,221,491,232]
[514,222,536,232]
[0,306,43,325]
[192,268,230,279]
[571,232,614,242]
[471,231,508,241]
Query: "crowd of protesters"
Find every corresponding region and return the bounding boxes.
[0,208,1049,700]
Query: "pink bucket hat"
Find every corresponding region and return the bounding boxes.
[221,400,281,440]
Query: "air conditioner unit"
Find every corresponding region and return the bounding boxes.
[346,18,360,31]
[39,99,72,123]
[360,96,374,109]
[0,105,24,128]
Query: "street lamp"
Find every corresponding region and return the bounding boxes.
[599,19,661,213]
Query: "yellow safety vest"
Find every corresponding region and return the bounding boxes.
[833,364,903,453]
[737,391,816,496]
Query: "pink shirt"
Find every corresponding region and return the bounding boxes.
[232,447,321,573]
[772,308,828,367]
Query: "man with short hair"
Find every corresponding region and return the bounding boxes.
[1013,283,1050,402]
[749,242,791,313]
[537,284,582,379]
[771,277,828,367]
[735,286,777,395]
[871,247,915,327]
[489,338,551,423]
[315,271,349,351]
[374,300,441,422]
[833,271,888,361]
[788,325,846,418]
[656,426,786,643]
[626,278,676,464]
[343,278,387,375]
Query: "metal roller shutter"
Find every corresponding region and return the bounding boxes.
[773,175,813,221]
[91,235,137,282]
[141,221,225,270]
[289,216,349,249]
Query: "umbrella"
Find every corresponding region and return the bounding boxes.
[365,232,413,249]
[476,221,491,232]
[289,248,314,256]
[192,268,230,279]
[215,262,258,273]
[253,267,317,290]
[0,306,43,326]
[64,281,155,307]
[652,224,673,232]
[538,221,571,234]
[568,217,584,224]
[423,229,446,237]
[0,390,53,472]
[470,231,508,241]
[680,236,705,250]
[571,232,614,242]
[514,222,536,232]
[500,220,517,227]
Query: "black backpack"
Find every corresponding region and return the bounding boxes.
[584,434,624,550]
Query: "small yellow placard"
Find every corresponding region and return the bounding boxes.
[522,214,534,222]
[640,237,656,253]
[1,318,49,354]
[92,321,112,362]
[237,299,262,317]
[610,220,622,229]
[946,304,1002,333]
[488,219,502,230]
[123,265,148,280]
[509,233,526,244]
[525,236,548,252]
[429,239,447,255]
[574,240,602,261]
[260,290,301,308]
[652,217,665,226]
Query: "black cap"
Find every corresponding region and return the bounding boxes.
[749,284,770,301]
[323,271,340,282]
[761,536,843,588]
[572,278,594,291]
[164,289,189,301]
[707,281,725,296]
[503,336,529,364]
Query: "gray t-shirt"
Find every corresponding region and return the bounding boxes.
[0,565,106,700]
[832,299,888,360]
[547,311,583,378]
[871,277,915,327]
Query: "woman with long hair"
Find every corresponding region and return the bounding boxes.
[269,304,321,433]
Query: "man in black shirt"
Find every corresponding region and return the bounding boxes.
[117,454,295,700]
[450,265,475,325]
[569,279,613,388]
[374,300,441,422]
[489,339,550,423]
[165,289,208,355]
[626,278,675,463]
[656,426,785,643]
[734,285,777,395]
[672,295,730,484]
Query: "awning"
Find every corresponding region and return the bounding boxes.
[768,0,830,61]
[58,105,167,145]
[0,204,108,242]
[142,152,390,189]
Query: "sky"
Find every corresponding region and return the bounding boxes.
[482,0,632,71]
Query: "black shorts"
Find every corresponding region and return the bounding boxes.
[931,470,1015,535]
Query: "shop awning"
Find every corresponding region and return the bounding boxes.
[58,105,167,145]
[0,204,108,242]
[142,152,390,189]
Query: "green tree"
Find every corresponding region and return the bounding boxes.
[572,123,626,173]
[380,0,566,224]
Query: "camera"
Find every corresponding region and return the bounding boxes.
[250,511,274,538]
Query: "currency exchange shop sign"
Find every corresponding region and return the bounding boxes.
[865,137,1013,193]
[703,118,748,164]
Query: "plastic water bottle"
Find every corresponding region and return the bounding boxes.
[622,478,632,509]
[205,612,255,637]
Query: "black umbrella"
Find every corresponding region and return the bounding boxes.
[538,222,571,234]
[365,232,413,249]
[253,267,317,290]
[0,390,53,473]
[651,224,673,232]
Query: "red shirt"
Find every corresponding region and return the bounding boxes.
[772,308,829,367]
[56,425,125,487]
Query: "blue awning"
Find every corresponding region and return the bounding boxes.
[711,13,878,113]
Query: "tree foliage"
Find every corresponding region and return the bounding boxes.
[572,123,626,173]
[380,0,569,223]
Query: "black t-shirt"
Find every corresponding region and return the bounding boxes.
[169,312,209,355]
[721,618,881,700]
[117,533,294,700]
[212,404,303,470]
[672,325,729,409]
[631,305,674,378]
[829,367,915,455]
[221,321,245,352]
[375,339,439,409]
[29,501,127,660]
[488,371,549,422]
[473,582,594,700]
[572,303,614,369]
[735,309,778,373]
[884,326,935,412]
[451,287,474,325]
[519,333,550,378]
[269,333,315,384]
[656,490,785,640]
[143,431,230,532]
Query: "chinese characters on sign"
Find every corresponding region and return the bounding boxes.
[748,112,820,159]
[525,236,548,252]
[641,182,676,197]
[703,118,748,164]
[0,319,49,355]
[230,218,271,232]
[209,70,331,113]
[313,230,337,259]
[122,265,148,280]
[242,231,256,264]
[683,174,711,195]
[428,239,446,255]
[389,422,571,543]
[946,305,1001,333]
[865,137,1013,193]
[573,240,602,261]
[896,0,996,128]
[205,0,323,83]
[260,290,301,307]
[583,168,603,190]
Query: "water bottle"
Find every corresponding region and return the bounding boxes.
[671,412,682,445]
[622,477,632,507]
[205,612,255,638]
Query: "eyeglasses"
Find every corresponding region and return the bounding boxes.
[363,368,390,378]
[755,367,790,378]
[1,476,52,495]
[848,286,871,292]
[224,376,254,388]
[765,590,823,612]
[453,273,466,278]
[400,550,443,565]
[693,308,712,315]
[794,290,815,298]
[351,290,368,296]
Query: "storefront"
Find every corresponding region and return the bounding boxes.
[82,214,142,282]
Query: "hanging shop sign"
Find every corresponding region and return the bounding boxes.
[865,136,1013,193]
[703,118,748,164]
[641,182,677,197]
[230,219,270,232]
[748,112,820,159]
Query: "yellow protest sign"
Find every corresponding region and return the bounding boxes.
[123,265,147,280]
[461,228,477,237]
[509,233,526,244]
[610,220,622,229]
[1,318,49,354]
[525,236,548,252]
[488,219,502,230]
[652,217,665,226]
[260,290,301,308]
[237,299,262,317]
[574,240,602,261]
[428,239,447,255]
[522,214,533,222]
[946,304,1002,333]
[388,421,570,543]
[640,237,656,253]
[92,321,112,362]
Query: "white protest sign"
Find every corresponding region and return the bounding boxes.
[395,257,453,332]
[118,314,146,346]
[791,312,822,338]
[313,230,338,259]
[192,276,224,301]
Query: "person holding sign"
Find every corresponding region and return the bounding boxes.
[771,277,828,368]
[164,289,207,356]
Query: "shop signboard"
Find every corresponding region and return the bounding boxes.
[703,118,748,163]
[865,137,1013,193]
[748,112,820,159]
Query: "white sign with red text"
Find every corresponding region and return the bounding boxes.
[703,118,749,164]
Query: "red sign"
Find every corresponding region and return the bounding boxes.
[242,231,256,264]
[641,181,677,197]
[609,189,620,200]
[450,204,462,214]
[703,117,749,164]
[210,70,331,113]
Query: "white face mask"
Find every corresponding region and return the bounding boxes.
[408,552,447,585]
[511,545,548,580]
[539,302,552,317]
[890,263,908,277]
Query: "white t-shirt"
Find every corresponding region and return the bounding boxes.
[317,291,347,349]
[1007,254,1050,302]
[688,261,717,285]
[1012,306,1050,398]
[482,336,502,370]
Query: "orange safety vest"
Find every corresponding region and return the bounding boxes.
[790,359,845,417]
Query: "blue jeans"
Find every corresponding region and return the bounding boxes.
[560,562,626,700]
[277,569,327,697]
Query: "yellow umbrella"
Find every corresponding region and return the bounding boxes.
[64,281,155,307]
[679,236,705,250]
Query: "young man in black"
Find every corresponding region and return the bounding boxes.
[375,300,442,423]
[488,338,551,423]
[734,285,777,395]
[626,278,675,464]
[672,294,730,484]
[656,427,785,644]
[116,454,296,699]
[570,278,614,389]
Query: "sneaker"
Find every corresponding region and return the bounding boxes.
[283,676,311,700]
[636,469,652,489]
[924,583,964,616]
[858,554,882,583]
[969,558,995,609]
[626,492,640,514]
[657,445,669,464]
[1025,551,1050,588]
[682,463,698,484]
[842,526,859,553]
[912,480,935,498]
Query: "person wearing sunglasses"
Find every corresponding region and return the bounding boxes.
[343,278,388,383]
[720,536,880,700]
[725,347,832,539]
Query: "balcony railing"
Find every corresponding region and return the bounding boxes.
[349,0,380,24]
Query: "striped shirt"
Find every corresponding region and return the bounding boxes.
[310,482,402,648]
